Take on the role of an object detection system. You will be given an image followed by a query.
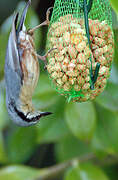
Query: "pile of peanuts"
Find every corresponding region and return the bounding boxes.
[46,15,114,102]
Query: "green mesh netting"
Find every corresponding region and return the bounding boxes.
[46,0,114,102]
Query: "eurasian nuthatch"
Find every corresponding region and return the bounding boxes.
[5,0,53,126]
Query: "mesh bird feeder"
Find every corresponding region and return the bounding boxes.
[46,0,114,102]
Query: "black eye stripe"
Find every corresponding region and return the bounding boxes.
[10,100,40,122]
[9,98,52,123]
[14,106,41,122]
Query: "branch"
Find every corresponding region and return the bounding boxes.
[35,153,94,180]
[35,153,118,180]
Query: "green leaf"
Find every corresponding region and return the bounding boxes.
[0,165,40,180]
[0,132,8,163]
[33,74,59,109]
[65,163,109,180]
[104,165,118,180]
[36,98,70,143]
[65,102,96,141]
[6,127,37,163]
[65,165,81,180]
[0,34,9,80]
[55,135,91,162]
[113,29,118,68]
[110,0,118,14]
[0,89,9,130]
[95,82,118,112]
[109,64,118,84]
[91,104,118,155]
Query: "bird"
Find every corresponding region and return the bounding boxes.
[5,0,53,126]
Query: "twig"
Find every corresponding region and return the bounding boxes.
[35,153,118,180]
[35,153,95,180]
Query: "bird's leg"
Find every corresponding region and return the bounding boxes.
[37,48,57,68]
[28,7,53,34]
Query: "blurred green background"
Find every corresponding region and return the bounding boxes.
[0,0,118,180]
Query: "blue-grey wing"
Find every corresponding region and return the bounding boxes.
[5,0,31,103]
[5,14,22,101]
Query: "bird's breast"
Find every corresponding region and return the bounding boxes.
[18,31,39,112]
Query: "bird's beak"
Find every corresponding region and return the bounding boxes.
[39,112,53,118]
[16,0,31,34]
